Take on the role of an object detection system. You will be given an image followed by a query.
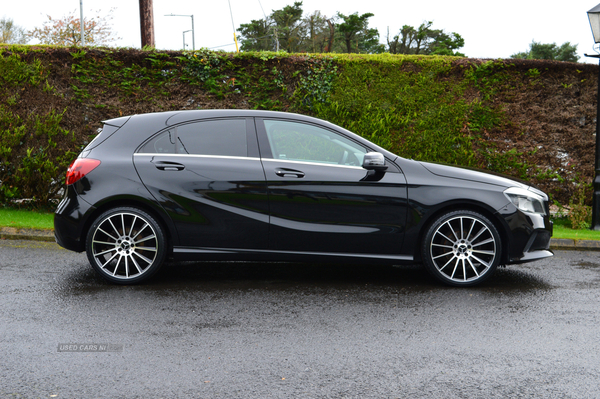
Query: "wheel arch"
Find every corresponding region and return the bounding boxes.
[80,197,177,257]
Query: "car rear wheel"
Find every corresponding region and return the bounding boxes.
[422,210,501,287]
[86,207,167,284]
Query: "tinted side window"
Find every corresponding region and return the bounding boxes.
[140,119,247,157]
[142,129,176,153]
[263,120,367,166]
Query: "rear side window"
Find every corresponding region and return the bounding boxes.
[139,119,247,157]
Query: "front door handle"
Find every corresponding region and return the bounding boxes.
[275,168,305,178]
[155,161,185,171]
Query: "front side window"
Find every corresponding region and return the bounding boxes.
[263,120,367,166]
[140,119,247,157]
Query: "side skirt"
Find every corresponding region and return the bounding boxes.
[172,247,414,263]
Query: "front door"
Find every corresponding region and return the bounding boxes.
[256,118,408,256]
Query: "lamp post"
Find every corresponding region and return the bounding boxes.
[586,4,600,230]
[183,30,192,50]
[165,14,195,51]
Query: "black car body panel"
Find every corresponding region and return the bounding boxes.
[54,110,553,286]
[396,158,552,262]
[419,160,529,188]
[134,154,270,250]
[262,159,408,255]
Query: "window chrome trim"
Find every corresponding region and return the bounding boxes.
[134,153,366,169]
[260,158,364,170]
[134,153,260,162]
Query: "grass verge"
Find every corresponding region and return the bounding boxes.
[0,208,54,230]
[552,218,600,241]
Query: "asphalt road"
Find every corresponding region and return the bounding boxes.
[1,240,600,398]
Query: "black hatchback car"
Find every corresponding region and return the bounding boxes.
[54,110,553,286]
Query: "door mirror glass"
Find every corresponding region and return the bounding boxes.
[362,152,388,171]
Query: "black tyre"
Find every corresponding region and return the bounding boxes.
[422,210,501,287]
[86,207,167,284]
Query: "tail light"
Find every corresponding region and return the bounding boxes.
[66,158,101,185]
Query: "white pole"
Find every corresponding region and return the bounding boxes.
[191,15,195,51]
[79,0,85,46]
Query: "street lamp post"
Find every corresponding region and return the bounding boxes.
[586,4,600,230]
[165,14,195,51]
[183,30,192,50]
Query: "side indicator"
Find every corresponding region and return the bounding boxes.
[66,158,101,185]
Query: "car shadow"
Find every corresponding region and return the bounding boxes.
[57,260,553,297]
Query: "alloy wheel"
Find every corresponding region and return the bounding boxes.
[89,211,160,281]
[429,215,497,284]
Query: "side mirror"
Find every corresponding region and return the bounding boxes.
[362,152,388,171]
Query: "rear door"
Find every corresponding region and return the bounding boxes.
[256,118,409,257]
[134,118,270,250]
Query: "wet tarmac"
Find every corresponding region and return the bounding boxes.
[1,240,600,398]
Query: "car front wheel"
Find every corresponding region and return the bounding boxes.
[86,207,167,284]
[422,210,501,287]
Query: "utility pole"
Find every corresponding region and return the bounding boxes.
[139,0,155,48]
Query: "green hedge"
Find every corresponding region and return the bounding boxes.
[0,45,596,208]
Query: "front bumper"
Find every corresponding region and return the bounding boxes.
[503,209,553,264]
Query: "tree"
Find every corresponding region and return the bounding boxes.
[271,1,305,52]
[387,21,464,56]
[0,17,29,44]
[238,18,273,51]
[387,23,426,54]
[236,4,381,54]
[300,10,329,53]
[237,1,305,52]
[428,31,464,56]
[324,19,335,53]
[28,9,120,46]
[511,41,579,62]
[336,12,380,53]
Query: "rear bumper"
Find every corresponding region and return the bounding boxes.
[54,186,95,252]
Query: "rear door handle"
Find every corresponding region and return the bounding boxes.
[155,161,185,171]
[275,168,305,178]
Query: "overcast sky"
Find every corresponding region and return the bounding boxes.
[3,0,600,63]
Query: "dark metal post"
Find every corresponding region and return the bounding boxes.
[139,0,155,48]
[590,55,600,230]
[586,5,600,229]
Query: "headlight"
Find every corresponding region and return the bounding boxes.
[504,187,546,215]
